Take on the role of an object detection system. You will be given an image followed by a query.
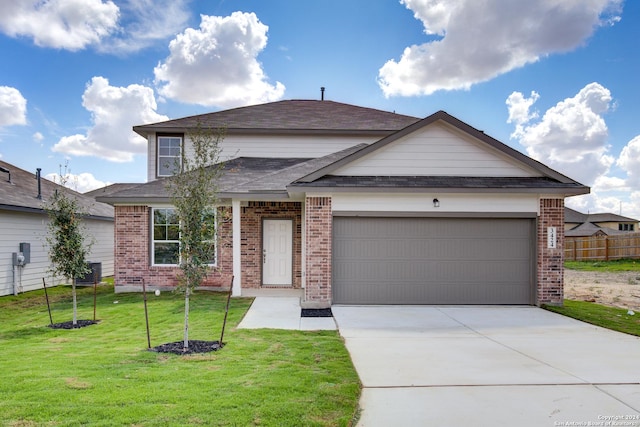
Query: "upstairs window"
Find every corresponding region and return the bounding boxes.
[157,136,182,177]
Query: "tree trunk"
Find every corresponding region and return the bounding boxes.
[183,287,190,350]
[72,277,78,326]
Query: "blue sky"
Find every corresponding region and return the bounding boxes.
[0,0,638,217]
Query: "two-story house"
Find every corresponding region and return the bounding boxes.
[565,207,639,237]
[97,99,589,307]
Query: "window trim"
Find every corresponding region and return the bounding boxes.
[151,206,180,266]
[150,206,218,267]
[156,134,183,178]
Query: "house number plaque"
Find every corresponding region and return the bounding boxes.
[547,227,557,249]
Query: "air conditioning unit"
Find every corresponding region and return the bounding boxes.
[76,262,102,285]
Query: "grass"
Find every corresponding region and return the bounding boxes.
[545,300,640,337]
[564,258,640,272]
[0,279,360,427]
[555,259,640,336]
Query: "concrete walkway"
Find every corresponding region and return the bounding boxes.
[332,305,640,427]
[237,290,336,330]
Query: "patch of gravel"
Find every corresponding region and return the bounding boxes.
[150,340,223,355]
[48,320,98,329]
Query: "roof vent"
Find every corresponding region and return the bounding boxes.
[36,168,42,199]
[0,166,11,183]
[320,87,325,101]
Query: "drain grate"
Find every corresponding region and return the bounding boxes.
[301,308,333,318]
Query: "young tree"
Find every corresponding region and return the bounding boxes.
[166,122,225,350]
[44,170,92,326]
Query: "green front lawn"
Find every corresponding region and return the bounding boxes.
[545,300,640,337]
[564,258,640,272]
[0,281,360,426]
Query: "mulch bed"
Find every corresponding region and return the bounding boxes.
[48,320,98,329]
[150,340,223,355]
[301,308,333,318]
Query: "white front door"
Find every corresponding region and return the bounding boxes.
[263,219,293,286]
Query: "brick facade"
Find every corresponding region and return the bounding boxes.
[537,198,565,305]
[240,201,302,288]
[115,197,566,305]
[114,205,232,291]
[303,196,332,308]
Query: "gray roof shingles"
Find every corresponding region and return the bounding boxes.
[97,145,368,203]
[288,175,586,191]
[0,160,113,219]
[133,100,420,136]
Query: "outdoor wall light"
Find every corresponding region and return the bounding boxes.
[433,198,440,208]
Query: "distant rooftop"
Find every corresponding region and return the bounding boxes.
[0,160,113,219]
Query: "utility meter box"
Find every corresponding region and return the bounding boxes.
[19,243,30,264]
[12,252,25,266]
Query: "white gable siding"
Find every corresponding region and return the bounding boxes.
[333,123,541,177]
[147,133,376,182]
[217,135,374,161]
[0,210,114,296]
[332,193,540,214]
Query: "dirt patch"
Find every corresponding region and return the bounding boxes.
[564,270,640,311]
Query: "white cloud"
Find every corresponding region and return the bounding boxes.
[506,91,540,138]
[0,0,119,51]
[45,171,111,193]
[617,135,640,186]
[98,0,191,54]
[378,0,622,97]
[567,190,639,219]
[52,76,168,162]
[508,83,614,186]
[508,83,640,219]
[0,0,191,54]
[154,12,285,108]
[0,86,27,127]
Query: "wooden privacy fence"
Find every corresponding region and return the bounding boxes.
[565,232,640,261]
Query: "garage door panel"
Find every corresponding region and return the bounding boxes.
[335,281,531,305]
[332,217,534,305]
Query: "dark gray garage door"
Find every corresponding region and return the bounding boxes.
[332,217,535,305]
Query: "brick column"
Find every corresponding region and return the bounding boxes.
[114,205,149,290]
[303,196,332,308]
[538,198,565,305]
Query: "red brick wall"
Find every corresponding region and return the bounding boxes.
[537,198,565,305]
[304,196,332,308]
[240,201,302,288]
[114,205,232,291]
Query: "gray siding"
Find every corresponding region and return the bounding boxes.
[0,210,114,296]
[332,217,535,305]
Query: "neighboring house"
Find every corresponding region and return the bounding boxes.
[97,100,589,307]
[0,160,114,296]
[565,207,639,237]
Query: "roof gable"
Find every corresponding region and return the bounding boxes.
[330,121,541,177]
[297,111,587,188]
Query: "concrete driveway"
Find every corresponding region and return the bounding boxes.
[332,306,640,427]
